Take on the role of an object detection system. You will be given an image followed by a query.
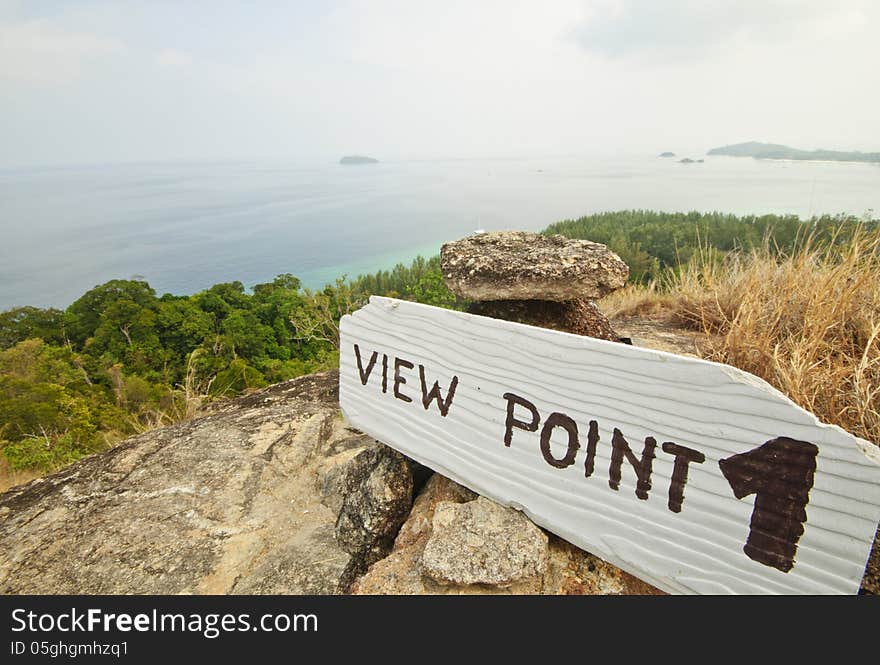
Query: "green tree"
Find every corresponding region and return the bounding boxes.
[0,340,109,471]
[66,279,158,345]
[0,306,66,349]
[210,359,266,396]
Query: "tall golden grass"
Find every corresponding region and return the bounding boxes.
[603,227,880,445]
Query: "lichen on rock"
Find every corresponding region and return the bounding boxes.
[441,231,629,302]
[441,231,627,342]
[333,443,414,586]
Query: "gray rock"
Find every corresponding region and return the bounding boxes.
[441,231,629,302]
[419,496,549,587]
[319,434,380,515]
[352,474,481,594]
[353,474,664,595]
[334,444,413,585]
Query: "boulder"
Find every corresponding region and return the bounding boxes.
[441,231,629,302]
[333,444,413,584]
[420,496,548,586]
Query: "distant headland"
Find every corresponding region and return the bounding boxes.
[708,141,880,164]
[340,155,379,164]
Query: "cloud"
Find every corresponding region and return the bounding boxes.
[0,18,123,84]
[570,0,868,61]
[1,1,878,166]
[156,48,192,68]
[321,0,585,80]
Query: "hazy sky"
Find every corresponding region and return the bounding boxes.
[1,0,878,167]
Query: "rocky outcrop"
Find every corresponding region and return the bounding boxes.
[441,231,628,302]
[441,231,627,341]
[0,371,409,594]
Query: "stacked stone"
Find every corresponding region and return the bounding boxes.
[440,231,629,341]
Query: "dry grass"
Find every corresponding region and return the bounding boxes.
[601,282,676,319]
[603,228,880,445]
[0,457,41,494]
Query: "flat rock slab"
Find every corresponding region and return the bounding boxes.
[441,231,629,301]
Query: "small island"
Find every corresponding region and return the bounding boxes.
[679,157,695,164]
[708,141,880,164]
[659,151,675,158]
[340,155,379,165]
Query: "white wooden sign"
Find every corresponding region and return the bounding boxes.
[339,296,880,594]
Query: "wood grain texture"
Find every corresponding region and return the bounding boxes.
[339,296,880,594]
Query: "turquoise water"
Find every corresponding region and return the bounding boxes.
[0,154,877,309]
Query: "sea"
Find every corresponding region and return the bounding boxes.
[0,154,877,311]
